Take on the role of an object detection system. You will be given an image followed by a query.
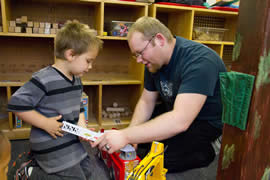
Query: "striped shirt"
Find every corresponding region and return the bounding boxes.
[8,66,88,173]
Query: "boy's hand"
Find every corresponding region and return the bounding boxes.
[44,115,63,139]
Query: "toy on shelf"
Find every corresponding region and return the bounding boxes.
[127,141,167,180]
[102,102,132,119]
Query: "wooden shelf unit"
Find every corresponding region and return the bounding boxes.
[149,3,238,68]
[0,0,238,140]
[0,0,147,139]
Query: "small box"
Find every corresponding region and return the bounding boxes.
[8,26,15,33]
[33,27,39,34]
[45,22,51,29]
[109,21,134,37]
[27,21,33,27]
[192,27,227,41]
[15,115,23,128]
[82,92,89,124]
[15,26,21,33]
[44,28,50,34]
[9,21,16,27]
[40,22,45,28]
[21,16,27,23]
[16,18,21,24]
[34,22,39,28]
[26,27,32,34]
[52,23,58,29]
[38,28,44,34]
[50,28,57,34]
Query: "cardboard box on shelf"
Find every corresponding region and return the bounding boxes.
[33,27,39,34]
[82,92,89,124]
[8,26,15,33]
[9,21,16,27]
[38,28,44,34]
[52,23,58,29]
[21,16,27,23]
[15,27,21,33]
[26,27,32,34]
[34,22,39,28]
[50,28,57,34]
[27,21,33,27]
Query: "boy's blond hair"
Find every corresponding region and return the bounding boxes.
[127,16,173,42]
[55,20,103,60]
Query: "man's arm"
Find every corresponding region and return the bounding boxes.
[129,88,158,127]
[15,111,63,139]
[93,93,207,153]
[123,93,206,143]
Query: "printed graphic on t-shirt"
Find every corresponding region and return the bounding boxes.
[160,80,173,101]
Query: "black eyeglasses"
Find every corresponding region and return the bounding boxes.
[132,36,155,59]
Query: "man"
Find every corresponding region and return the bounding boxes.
[93,16,225,173]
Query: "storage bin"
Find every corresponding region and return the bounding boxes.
[192,27,227,41]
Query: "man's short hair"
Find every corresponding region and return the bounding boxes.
[55,20,103,60]
[127,16,173,42]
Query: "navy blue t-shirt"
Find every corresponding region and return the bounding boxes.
[144,36,226,129]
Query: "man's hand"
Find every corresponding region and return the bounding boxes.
[92,130,128,154]
[44,115,63,139]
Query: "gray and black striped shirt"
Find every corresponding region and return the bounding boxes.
[8,66,87,173]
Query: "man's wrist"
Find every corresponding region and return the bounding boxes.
[121,128,131,145]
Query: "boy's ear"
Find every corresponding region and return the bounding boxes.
[64,49,75,62]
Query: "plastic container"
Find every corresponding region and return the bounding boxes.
[192,27,227,41]
[110,21,134,37]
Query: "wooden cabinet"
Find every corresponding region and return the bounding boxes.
[149,3,238,70]
[0,0,148,139]
[0,0,237,140]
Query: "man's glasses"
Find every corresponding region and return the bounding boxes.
[132,36,155,59]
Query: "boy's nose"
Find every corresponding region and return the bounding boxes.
[88,63,92,69]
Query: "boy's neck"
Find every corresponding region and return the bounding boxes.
[52,58,74,81]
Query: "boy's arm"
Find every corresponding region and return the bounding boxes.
[15,111,63,139]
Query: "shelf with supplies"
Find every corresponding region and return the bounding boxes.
[149,3,238,69]
[0,0,148,139]
[0,0,238,140]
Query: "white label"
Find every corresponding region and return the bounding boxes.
[62,121,102,141]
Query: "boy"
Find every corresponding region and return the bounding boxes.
[7,20,103,179]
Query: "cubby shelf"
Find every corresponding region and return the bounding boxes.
[0,0,238,140]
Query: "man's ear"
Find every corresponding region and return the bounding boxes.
[64,49,75,62]
[155,33,166,47]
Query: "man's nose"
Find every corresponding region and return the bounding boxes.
[136,56,143,63]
